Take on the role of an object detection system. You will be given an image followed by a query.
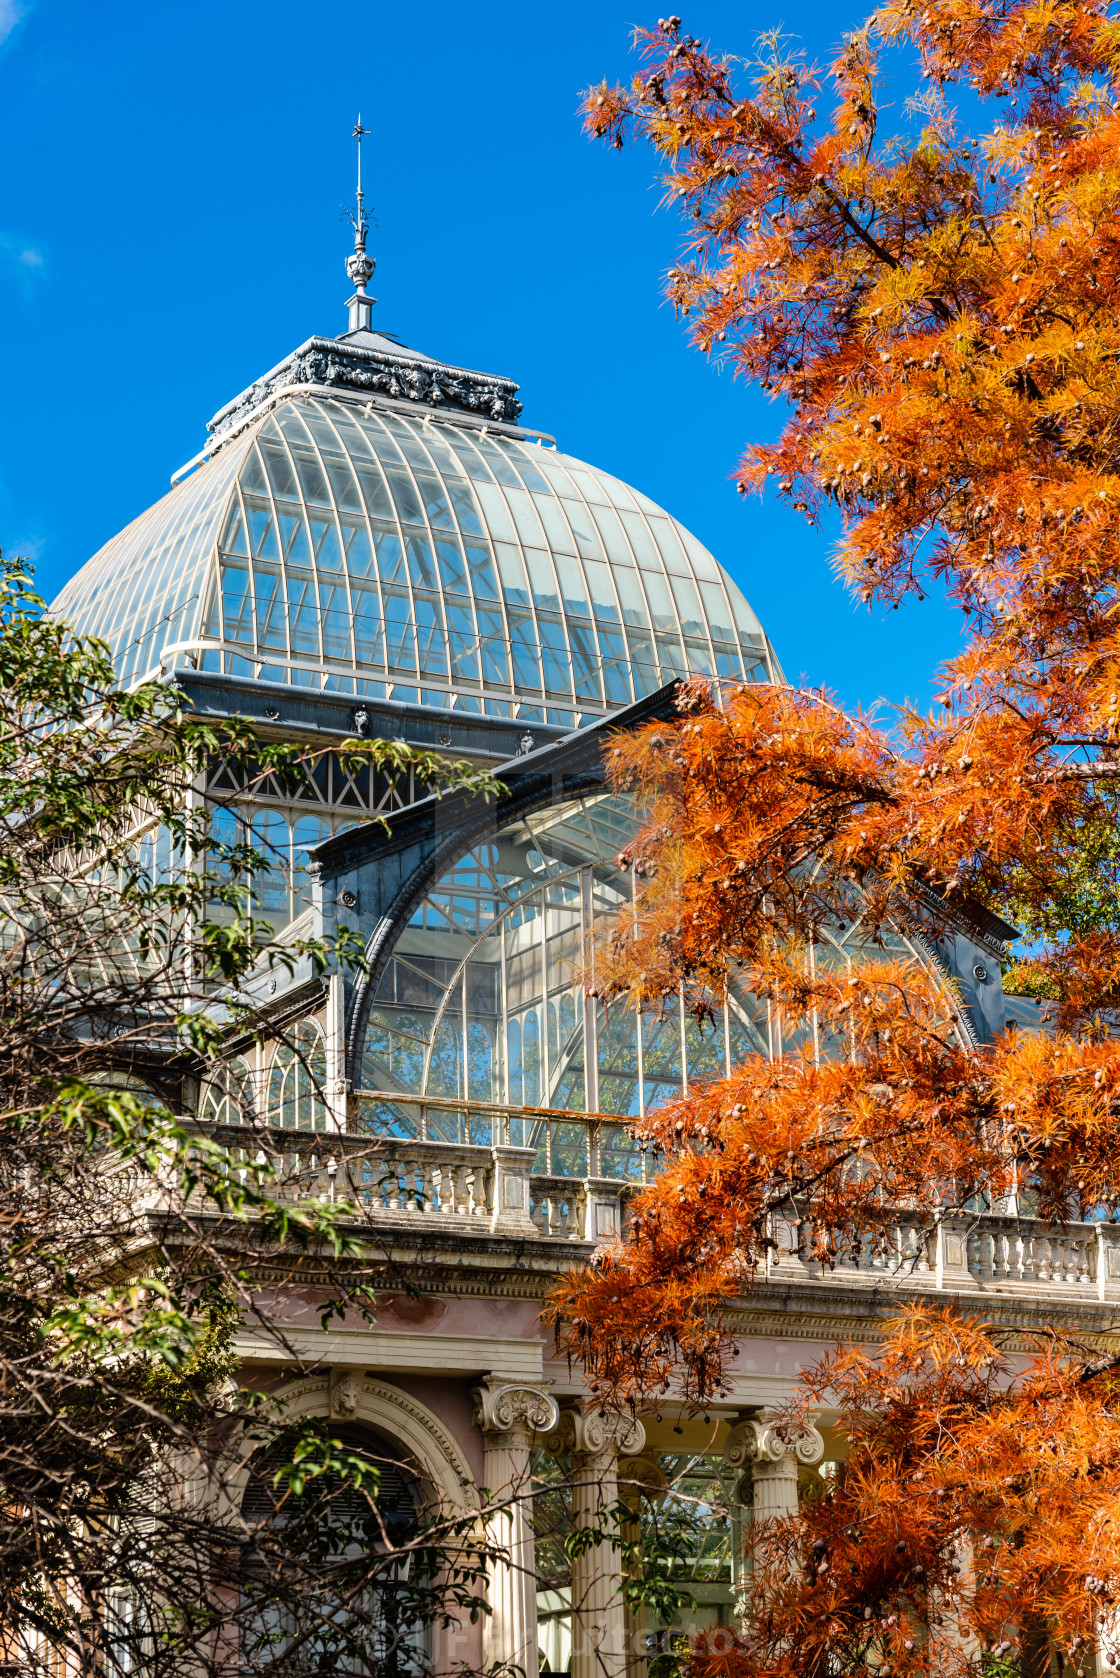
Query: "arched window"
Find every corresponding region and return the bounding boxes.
[268,1023,327,1131]
[356,791,942,1146]
[240,1424,429,1678]
[292,814,330,913]
[199,1057,256,1126]
[358,795,772,1126]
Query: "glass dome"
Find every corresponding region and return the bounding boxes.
[51,394,781,724]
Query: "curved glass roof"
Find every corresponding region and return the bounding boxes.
[51,394,781,723]
[51,432,255,692]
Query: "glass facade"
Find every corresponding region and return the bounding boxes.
[50,394,780,721]
[358,795,771,1150]
[267,1022,327,1131]
[358,793,934,1146]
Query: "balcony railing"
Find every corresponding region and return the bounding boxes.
[768,1207,1120,1302]
[118,1098,1120,1306]
[352,1092,655,1185]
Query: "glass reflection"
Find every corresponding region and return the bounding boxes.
[358,794,770,1126]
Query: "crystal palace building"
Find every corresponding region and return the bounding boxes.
[50,189,1120,1678]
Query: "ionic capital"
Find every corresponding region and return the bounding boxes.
[542,1403,646,1465]
[472,1380,559,1440]
[616,1452,667,1511]
[723,1412,824,1471]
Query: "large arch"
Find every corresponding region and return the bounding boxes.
[341,759,608,1086]
[222,1374,476,1522]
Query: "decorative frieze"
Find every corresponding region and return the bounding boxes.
[207,335,522,444]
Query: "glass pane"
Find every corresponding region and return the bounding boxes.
[416,596,450,678]
[220,562,253,642]
[466,543,500,600]
[496,543,530,605]
[220,503,249,556]
[292,447,332,506]
[477,607,510,685]
[385,593,417,672]
[353,583,384,665]
[523,548,561,611]
[474,480,516,542]
[590,504,634,568]
[597,1005,640,1118]
[699,581,735,643]
[435,536,468,593]
[385,466,424,525]
[533,494,577,555]
[504,485,546,547]
[599,1121,643,1181]
[640,570,677,633]
[584,560,620,624]
[669,572,705,635]
[538,619,572,696]
[319,581,353,661]
[550,1121,589,1178]
[254,568,287,650]
[447,601,479,681]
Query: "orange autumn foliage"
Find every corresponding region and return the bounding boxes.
[693,1307,1120,1678]
[545,6,1120,1675]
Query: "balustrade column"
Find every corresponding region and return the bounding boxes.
[544,1406,646,1678]
[473,1381,560,1678]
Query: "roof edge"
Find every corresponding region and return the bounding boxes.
[205,333,523,448]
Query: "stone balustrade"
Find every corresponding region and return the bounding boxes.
[108,1115,1120,1306]
[967,1216,1100,1288]
[769,1206,1120,1302]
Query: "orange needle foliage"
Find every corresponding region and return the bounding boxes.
[695,1307,1120,1678]
[546,6,1120,1674]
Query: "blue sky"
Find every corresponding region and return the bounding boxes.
[0,0,965,716]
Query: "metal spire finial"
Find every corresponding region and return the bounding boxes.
[344,115,376,334]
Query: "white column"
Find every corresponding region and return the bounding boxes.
[723,1411,824,1610]
[617,1454,666,1678]
[545,1406,646,1678]
[473,1382,560,1678]
[324,970,349,1132]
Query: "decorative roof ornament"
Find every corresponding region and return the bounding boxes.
[344,116,376,334]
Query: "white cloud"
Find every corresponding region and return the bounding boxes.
[0,0,25,46]
[0,232,46,295]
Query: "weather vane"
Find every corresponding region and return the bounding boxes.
[344,114,376,332]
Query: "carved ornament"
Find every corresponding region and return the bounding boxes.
[329,1368,361,1419]
[208,337,522,443]
[724,1413,825,1471]
[542,1403,646,1463]
[617,1452,668,1510]
[472,1381,559,1439]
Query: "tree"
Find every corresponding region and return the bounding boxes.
[0,564,504,1678]
[548,8,1120,1677]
